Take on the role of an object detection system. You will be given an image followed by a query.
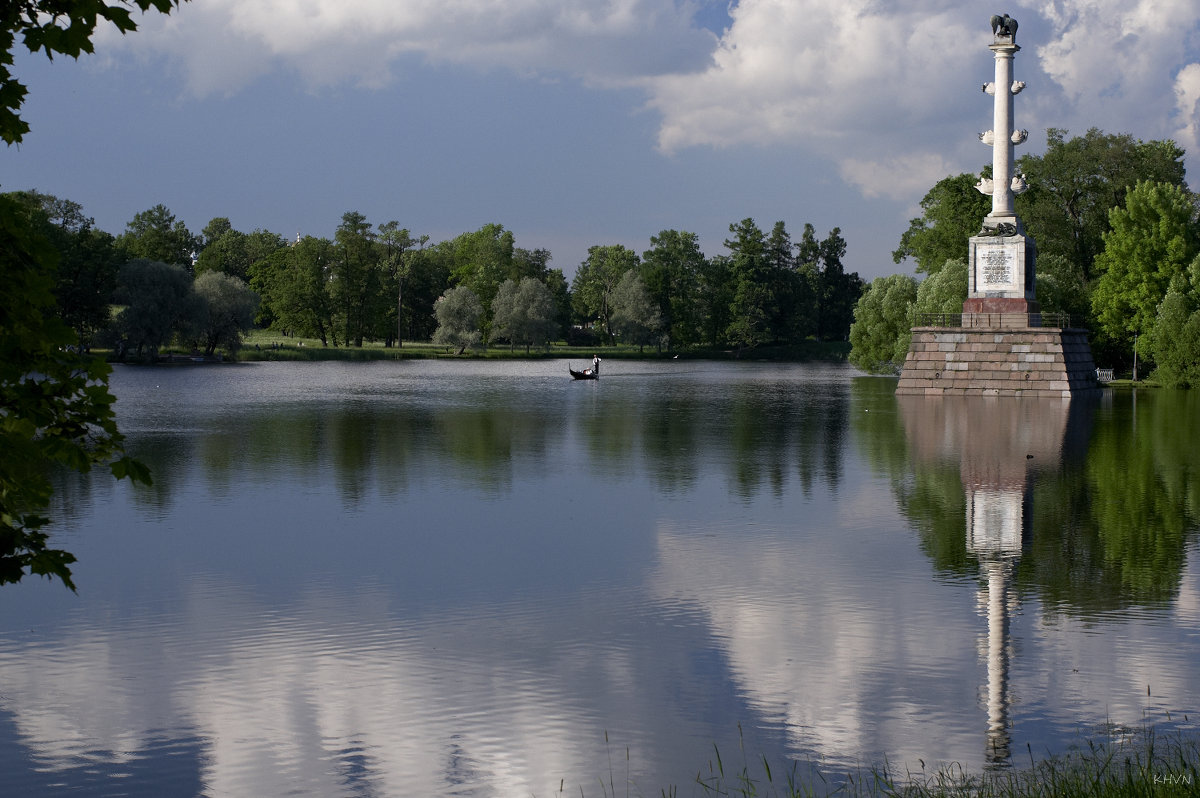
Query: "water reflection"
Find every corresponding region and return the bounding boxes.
[2,364,1197,797]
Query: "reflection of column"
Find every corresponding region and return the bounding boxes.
[966,486,1023,765]
[899,395,1075,768]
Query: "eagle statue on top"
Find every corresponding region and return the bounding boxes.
[991,13,1018,40]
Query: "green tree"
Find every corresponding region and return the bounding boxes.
[1148,256,1200,387]
[112,258,203,359]
[490,277,556,353]
[610,269,664,352]
[331,211,384,347]
[641,229,706,349]
[1017,128,1187,281]
[1091,181,1200,361]
[2,1,185,145]
[193,272,259,357]
[4,190,121,348]
[447,223,516,340]
[1,0,181,589]
[251,236,337,345]
[0,194,149,589]
[195,223,285,283]
[572,244,639,343]
[893,174,990,274]
[848,273,919,374]
[116,204,198,269]
[432,286,483,354]
[724,218,773,350]
[377,221,425,347]
[812,226,862,341]
[1034,253,1089,321]
[912,258,968,320]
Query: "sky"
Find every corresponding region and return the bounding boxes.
[4,0,1200,282]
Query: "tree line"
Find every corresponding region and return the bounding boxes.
[7,191,865,359]
[850,128,1200,387]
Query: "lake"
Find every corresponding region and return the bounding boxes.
[1,359,1198,797]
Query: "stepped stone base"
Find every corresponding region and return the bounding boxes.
[895,327,1100,398]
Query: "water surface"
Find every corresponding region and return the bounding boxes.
[1,360,1197,796]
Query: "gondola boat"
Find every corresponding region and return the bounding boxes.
[569,366,598,380]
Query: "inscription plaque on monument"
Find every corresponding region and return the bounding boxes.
[974,242,1020,292]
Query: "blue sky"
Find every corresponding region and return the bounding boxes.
[4,0,1200,281]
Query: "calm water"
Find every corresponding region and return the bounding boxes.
[1,360,1198,797]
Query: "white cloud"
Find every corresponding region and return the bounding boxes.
[98,0,1200,199]
[839,153,963,202]
[1176,63,1200,169]
[1018,0,1200,139]
[101,0,717,96]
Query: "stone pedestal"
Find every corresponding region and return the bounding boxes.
[895,326,1099,398]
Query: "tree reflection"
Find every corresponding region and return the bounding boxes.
[851,380,1200,613]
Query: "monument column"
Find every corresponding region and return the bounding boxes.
[964,14,1037,326]
[893,15,1100,398]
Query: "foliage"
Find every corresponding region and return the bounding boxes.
[893,173,990,273]
[1,1,185,145]
[1034,253,1090,321]
[250,236,337,345]
[432,285,483,353]
[490,277,556,353]
[3,190,121,348]
[1017,128,1187,282]
[331,211,385,348]
[724,218,773,350]
[1091,181,1200,359]
[192,272,260,356]
[641,229,706,349]
[848,273,918,374]
[610,269,664,352]
[912,258,967,319]
[195,223,286,283]
[0,194,149,590]
[111,258,204,359]
[115,204,199,269]
[1149,256,1200,387]
[572,244,640,343]
[444,223,516,340]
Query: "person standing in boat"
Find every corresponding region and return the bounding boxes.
[592,354,601,376]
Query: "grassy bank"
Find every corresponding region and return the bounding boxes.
[561,729,1199,797]
[229,330,852,363]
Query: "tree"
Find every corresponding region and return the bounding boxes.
[811,226,862,341]
[193,272,259,356]
[491,277,556,353]
[1,1,185,145]
[0,194,149,589]
[1148,257,1200,387]
[331,211,385,347]
[116,204,198,269]
[377,221,426,347]
[610,269,664,352]
[572,244,639,343]
[195,223,285,283]
[111,258,204,359]
[848,273,918,374]
[641,230,706,349]
[447,223,516,341]
[893,174,990,274]
[911,258,968,320]
[1091,181,1200,361]
[4,190,121,348]
[724,218,773,350]
[251,236,337,345]
[1,0,181,589]
[1017,128,1187,281]
[432,286,483,354]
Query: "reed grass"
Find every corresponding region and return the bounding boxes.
[554,727,1199,798]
